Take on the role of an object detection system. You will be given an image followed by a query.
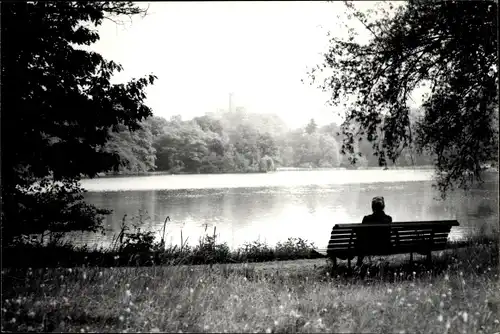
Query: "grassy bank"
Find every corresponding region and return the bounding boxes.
[4,229,495,269]
[2,234,322,268]
[2,238,499,333]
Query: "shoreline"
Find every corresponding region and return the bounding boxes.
[3,235,494,269]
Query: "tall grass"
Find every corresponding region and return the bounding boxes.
[2,237,498,333]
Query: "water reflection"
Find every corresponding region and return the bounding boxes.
[80,171,498,250]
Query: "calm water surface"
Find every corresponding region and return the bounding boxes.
[79,170,499,249]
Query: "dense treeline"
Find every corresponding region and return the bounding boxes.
[106,107,435,175]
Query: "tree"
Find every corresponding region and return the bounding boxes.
[104,122,156,173]
[311,1,498,197]
[305,118,318,135]
[1,1,157,244]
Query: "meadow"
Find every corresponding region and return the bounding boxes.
[2,235,499,333]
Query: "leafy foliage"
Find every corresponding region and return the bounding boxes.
[1,1,157,244]
[310,0,498,197]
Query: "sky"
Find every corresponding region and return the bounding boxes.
[90,1,412,129]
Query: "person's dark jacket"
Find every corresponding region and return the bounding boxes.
[357,212,392,253]
[361,212,393,224]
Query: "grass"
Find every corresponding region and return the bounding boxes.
[2,237,499,333]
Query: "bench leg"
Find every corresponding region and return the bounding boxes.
[332,256,337,269]
[410,252,413,266]
[426,252,432,266]
[347,257,351,269]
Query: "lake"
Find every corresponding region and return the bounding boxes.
[79,169,499,250]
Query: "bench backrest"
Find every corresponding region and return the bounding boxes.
[327,220,459,255]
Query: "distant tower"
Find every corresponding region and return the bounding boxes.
[228,92,234,113]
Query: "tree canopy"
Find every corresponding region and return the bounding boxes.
[1,1,157,243]
[310,0,498,197]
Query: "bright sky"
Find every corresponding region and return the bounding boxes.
[91,1,411,129]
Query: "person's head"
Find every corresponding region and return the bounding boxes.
[371,196,385,213]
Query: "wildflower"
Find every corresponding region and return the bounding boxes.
[459,272,463,276]
[190,288,194,294]
[10,318,16,324]
[441,294,447,298]
[377,302,382,307]
[68,268,72,273]
[494,319,499,324]
[125,290,132,297]
[444,274,449,281]
[125,308,131,313]
[243,277,247,282]
[438,315,443,322]
[81,329,85,333]
[462,312,468,323]
[204,325,210,330]
[274,320,279,326]
[279,305,284,310]
[40,284,45,288]
[60,275,64,280]
[387,288,393,294]
[119,315,125,322]
[28,311,35,318]
[146,287,149,291]
[83,272,87,280]
[445,320,451,329]
[99,271,103,277]
[440,301,444,308]
[126,283,130,288]
[265,328,272,333]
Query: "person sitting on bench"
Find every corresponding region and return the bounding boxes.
[356,196,392,266]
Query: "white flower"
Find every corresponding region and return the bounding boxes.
[119,315,125,322]
[125,308,131,313]
[265,328,272,334]
[438,315,443,322]
[125,290,132,297]
[462,312,468,323]
[387,289,393,293]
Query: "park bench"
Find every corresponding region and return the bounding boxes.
[325,220,460,268]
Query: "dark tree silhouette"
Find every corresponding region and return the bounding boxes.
[310,0,498,197]
[1,1,157,244]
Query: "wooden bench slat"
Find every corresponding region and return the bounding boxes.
[328,233,450,243]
